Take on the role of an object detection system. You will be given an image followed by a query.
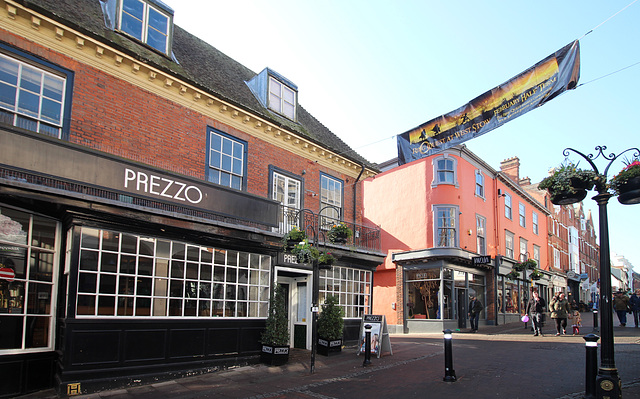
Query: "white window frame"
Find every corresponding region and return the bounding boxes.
[207,129,246,190]
[504,194,512,220]
[505,231,514,259]
[0,52,67,138]
[434,156,457,186]
[476,215,486,255]
[519,238,528,260]
[475,170,484,198]
[118,0,172,54]
[434,205,458,248]
[554,247,561,268]
[320,174,343,226]
[268,76,296,120]
[532,212,539,235]
[319,266,371,319]
[533,245,541,266]
[519,202,526,228]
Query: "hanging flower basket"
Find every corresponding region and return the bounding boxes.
[505,270,520,280]
[514,259,537,271]
[318,252,335,269]
[610,160,640,204]
[327,222,353,244]
[282,227,307,250]
[539,163,599,206]
[291,239,319,264]
[530,269,543,280]
[550,189,588,205]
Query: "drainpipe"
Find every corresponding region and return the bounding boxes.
[353,162,366,225]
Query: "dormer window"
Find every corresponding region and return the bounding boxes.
[246,68,298,121]
[269,77,296,120]
[118,0,173,54]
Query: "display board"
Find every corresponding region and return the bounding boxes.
[357,314,392,358]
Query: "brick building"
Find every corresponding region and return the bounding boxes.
[0,0,384,396]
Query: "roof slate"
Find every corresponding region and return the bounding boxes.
[17,0,376,170]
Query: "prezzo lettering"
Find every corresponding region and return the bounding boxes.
[124,168,203,204]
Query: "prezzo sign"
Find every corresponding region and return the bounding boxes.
[124,168,203,204]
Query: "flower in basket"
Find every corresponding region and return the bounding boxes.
[530,269,543,280]
[282,226,307,249]
[538,163,599,195]
[318,251,335,266]
[505,269,520,280]
[327,222,353,244]
[514,259,537,271]
[291,239,319,264]
[609,158,640,195]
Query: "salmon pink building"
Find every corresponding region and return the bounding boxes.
[363,146,550,333]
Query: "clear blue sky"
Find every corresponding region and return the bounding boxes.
[163,0,640,272]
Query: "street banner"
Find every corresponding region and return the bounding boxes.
[397,40,580,165]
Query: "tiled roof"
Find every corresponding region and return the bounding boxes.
[18,0,376,170]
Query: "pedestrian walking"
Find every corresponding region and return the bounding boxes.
[613,289,631,327]
[468,295,483,333]
[630,289,640,328]
[571,310,582,335]
[550,292,571,336]
[525,290,546,336]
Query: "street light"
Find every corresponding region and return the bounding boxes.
[548,146,640,399]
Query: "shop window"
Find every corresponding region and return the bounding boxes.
[318,266,371,319]
[406,269,441,319]
[0,205,58,353]
[75,227,270,318]
[0,49,72,139]
[206,129,247,190]
[118,0,173,54]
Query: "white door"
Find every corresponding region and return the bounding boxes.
[272,172,301,233]
[278,274,311,350]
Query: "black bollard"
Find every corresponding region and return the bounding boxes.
[363,324,372,367]
[583,334,599,399]
[592,310,599,332]
[443,329,457,382]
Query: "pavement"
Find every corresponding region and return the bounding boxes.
[19,313,640,399]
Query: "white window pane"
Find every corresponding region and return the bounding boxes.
[0,82,17,109]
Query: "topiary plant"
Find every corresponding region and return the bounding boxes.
[261,284,289,346]
[317,295,344,341]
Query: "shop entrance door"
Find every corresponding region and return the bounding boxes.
[277,272,311,350]
[456,288,468,329]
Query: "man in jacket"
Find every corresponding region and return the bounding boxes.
[613,290,631,327]
[550,292,571,335]
[629,289,640,328]
[468,295,483,333]
[526,290,546,336]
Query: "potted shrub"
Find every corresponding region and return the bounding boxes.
[327,222,353,244]
[609,158,640,204]
[318,251,335,269]
[317,295,344,356]
[291,239,319,264]
[538,164,599,205]
[260,284,290,366]
[282,226,307,250]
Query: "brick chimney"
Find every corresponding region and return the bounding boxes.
[500,157,520,183]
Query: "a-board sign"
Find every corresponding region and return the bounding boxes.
[357,314,392,358]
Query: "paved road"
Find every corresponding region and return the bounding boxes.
[20,316,640,398]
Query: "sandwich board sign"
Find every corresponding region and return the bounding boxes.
[357,314,392,358]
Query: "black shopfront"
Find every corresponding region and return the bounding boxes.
[0,128,284,397]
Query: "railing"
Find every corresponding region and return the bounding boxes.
[277,205,381,252]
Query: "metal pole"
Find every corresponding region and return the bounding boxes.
[584,334,600,399]
[311,259,319,373]
[363,324,372,367]
[593,193,621,399]
[443,329,457,382]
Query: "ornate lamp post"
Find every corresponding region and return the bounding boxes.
[547,146,640,399]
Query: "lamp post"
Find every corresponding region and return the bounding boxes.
[548,146,640,399]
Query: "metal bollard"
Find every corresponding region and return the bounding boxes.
[363,324,372,367]
[592,310,599,332]
[583,334,599,399]
[443,329,457,382]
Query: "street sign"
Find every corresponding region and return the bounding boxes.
[472,256,491,265]
[0,267,15,281]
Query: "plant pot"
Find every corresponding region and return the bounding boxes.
[570,176,594,191]
[550,189,587,205]
[330,232,348,244]
[617,176,640,205]
[317,338,342,356]
[260,345,290,366]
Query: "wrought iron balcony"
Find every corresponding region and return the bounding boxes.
[277,205,381,253]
